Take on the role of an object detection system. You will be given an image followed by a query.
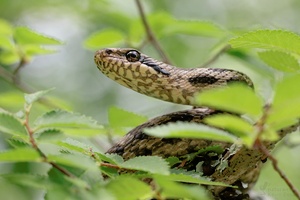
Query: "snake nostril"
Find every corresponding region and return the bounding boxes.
[105,49,113,55]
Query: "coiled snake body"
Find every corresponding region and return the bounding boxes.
[94,48,298,199]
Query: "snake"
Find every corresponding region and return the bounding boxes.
[94,48,253,106]
[94,48,299,199]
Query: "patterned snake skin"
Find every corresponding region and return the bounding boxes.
[94,48,299,199]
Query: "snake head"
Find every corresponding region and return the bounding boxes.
[95,48,170,76]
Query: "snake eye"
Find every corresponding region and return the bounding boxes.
[126,50,141,62]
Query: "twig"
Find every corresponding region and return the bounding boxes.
[23,103,75,178]
[198,44,231,68]
[49,161,76,177]
[257,141,300,200]
[254,104,300,200]
[100,162,121,170]
[135,0,171,64]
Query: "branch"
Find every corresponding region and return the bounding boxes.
[257,140,300,200]
[254,104,300,200]
[135,0,171,64]
[23,103,76,178]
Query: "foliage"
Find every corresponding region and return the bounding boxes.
[1,1,300,200]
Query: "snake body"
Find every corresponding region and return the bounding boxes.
[94,48,253,106]
[94,48,298,199]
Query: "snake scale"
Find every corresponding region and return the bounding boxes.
[94,48,299,199]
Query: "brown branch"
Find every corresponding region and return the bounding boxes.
[257,140,300,200]
[198,44,231,68]
[135,0,171,64]
[100,162,121,170]
[23,103,75,178]
[49,161,76,177]
[254,104,300,200]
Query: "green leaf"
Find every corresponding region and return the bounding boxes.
[204,114,253,136]
[229,30,300,55]
[165,157,181,167]
[0,92,24,108]
[22,45,57,56]
[36,129,64,141]
[2,174,50,189]
[14,27,62,45]
[195,83,263,117]
[47,154,95,169]
[0,112,27,137]
[7,138,29,148]
[100,153,124,165]
[0,148,40,162]
[120,156,170,175]
[268,75,300,127]
[258,50,300,72]
[106,176,152,200]
[108,106,148,128]
[34,110,103,130]
[164,173,231,187]
[24,88,54,105]
[0,19,13,35]
[0,50,20,65]
[0,35,15,50]
[204,114,255,146]
[154,175,211,200]
[84,28,124,49]
[148,12,225,38]
[56,138,89,154]
[144,122,237,143]
[165,20,225,37]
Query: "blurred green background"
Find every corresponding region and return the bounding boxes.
[1,0,300,199]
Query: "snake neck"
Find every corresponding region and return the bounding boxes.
[94,48,253,106]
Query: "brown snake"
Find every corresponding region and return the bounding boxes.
[94,48,299,199]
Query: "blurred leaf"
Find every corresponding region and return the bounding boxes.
[165,20,225,37]
[0,19,13,35]
[0,50,20,65]
[7,138,30,148]
[36,129,64,141]
[204,114,255,146]
[23,45,57,56]
[204,114,253,136]
[144,122,237,143]
[34,110,103,130]
[0,148,40,162]
[84,28,124,49]
[165,156,181,167]
[106,176,152,200]
[60,127,104,137]
[108,106,147,128]
[120,156,170,175]
[24,88,54,105]
[229,30,300,55]
[196,83,263,117]
[0,35,14,50]
[47,154,95,169]
[14,27,62,45]
[2,174,50,189]
[99,153,124,165]
[0,91,24,109]
[258,50,300,72]
[268,75,300,127]
[163,173,230,187]
[148,12,225,38]
[56,138,90,154]
[154,175,210,200]
[0,112,27,137]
